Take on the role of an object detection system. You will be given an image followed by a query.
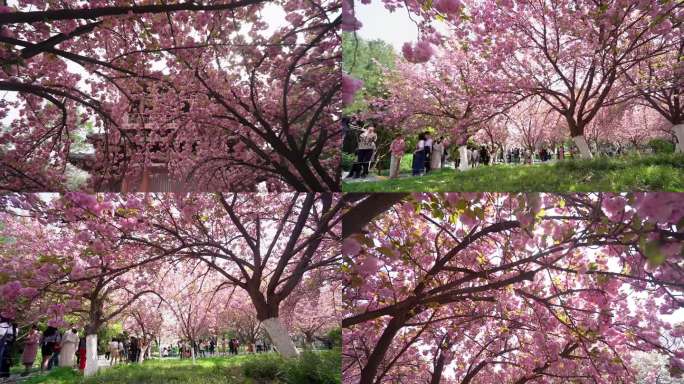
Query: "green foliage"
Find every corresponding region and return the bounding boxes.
[242,354,283,380]
[23,355,270,384]
[341,152,356,171]
[97,323,123,353]
[280,349,341,384]
[343,153,684,192]
[327,328,341,348]
[242,350,341,384]
[647,138,675,154]
[341,33,396,114]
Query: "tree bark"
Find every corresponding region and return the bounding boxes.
[342,193,408,238]
[262,317,299,358]
[84,334,99,377]
[389,154,402,178]
[673,124,684,153]
[359,312,409,384]
[458,145,470,170]
[138,341,149,364]
[430,349,447,384]
[572,135,593,159]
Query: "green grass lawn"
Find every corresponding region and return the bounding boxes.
[342,153,684,192]
[19,350,340,384]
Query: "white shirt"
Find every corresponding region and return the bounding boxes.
[416,140,425,151]
[0,322,14,338]
[425,138,433,147]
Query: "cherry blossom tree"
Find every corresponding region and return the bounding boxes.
[503,99,564,156]
[0,1,341,192]
[342,193,684,384]
[9,192,343,357]
[282,275,342,346]
[625,28,684,152]
[348,0,681,159]
[0,197,163,376]
[372,42,513,170]
[122,193,343,357]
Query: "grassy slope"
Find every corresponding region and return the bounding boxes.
[343,153,684,192]
[22,355,262,384]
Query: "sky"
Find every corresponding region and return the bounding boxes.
[354,1,419,51]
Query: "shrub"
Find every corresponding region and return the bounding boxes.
[648,138,675,154]
[242,354,283,380]
[281,349,341,384]
[327,327,341,348]
[341,152,356,171]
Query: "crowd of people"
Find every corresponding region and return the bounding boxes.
[106,335,150,366]
[342,120,604,180]
[408,132,448,176]
[173,337,272,359]
[0,315,89,378]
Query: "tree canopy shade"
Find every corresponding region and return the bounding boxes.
[0,192,343,375]
[342,193,684,384]
[0,1,342,192]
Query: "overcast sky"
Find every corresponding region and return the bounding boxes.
[354,1,418,51]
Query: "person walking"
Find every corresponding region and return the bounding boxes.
[21,325,40,376]
[59,326,79,368]
[0,316,17,378]
[412,133,427,176]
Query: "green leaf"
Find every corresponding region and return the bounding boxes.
[640,238,666,266]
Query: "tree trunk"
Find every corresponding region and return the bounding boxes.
[389,154,402,178]
[191,342,196,365]
[261,317,299,358]
[84,334,99,377]
[572,135,593,159]
[673,124,684,153]
[359,313,408,384]
[138,342,148,364]
[158,336,162,360]
[430,350,447,384]
[458,145,469,170]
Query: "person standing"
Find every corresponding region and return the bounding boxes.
[412,133,427,176]
[389,136,405,179]
[109,338,120,366]
[40,326,59,371]
[423,133,433,173]
[59,326,79,368]
[0,316,17,378]
[430,138,444,170]
[349,126,377,178]
[21,325,40,376]
[77,335,87,371]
